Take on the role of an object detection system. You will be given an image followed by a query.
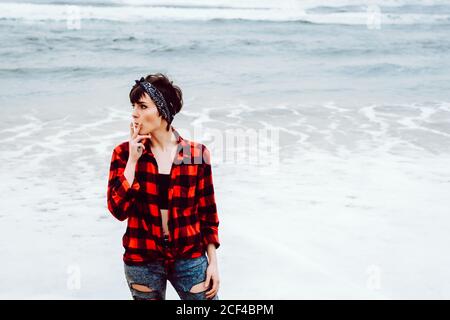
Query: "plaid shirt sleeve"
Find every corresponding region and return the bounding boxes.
[107,146,141,221]
[197,145,220,249]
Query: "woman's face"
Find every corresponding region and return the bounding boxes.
[131,92,164,134]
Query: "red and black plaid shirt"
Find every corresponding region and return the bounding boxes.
[107,126,220,266]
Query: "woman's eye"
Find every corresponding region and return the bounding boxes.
[131,104,146,109]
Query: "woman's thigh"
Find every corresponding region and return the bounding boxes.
[169,254,219,300]
[124,262,167,300]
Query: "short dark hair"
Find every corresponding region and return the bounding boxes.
[129,73,183,131]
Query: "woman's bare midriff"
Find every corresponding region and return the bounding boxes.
[151,138,179,237]
[161,208,170,236]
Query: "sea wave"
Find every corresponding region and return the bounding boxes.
[1,1,450,25]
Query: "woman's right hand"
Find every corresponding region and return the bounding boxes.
[128,122,152,163]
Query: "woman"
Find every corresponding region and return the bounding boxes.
[107,73,220,300]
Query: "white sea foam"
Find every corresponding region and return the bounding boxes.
[1,1,449,24]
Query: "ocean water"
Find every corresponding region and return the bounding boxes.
[0,0,449,299]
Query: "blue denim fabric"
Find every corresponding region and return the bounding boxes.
[124,253,219,300]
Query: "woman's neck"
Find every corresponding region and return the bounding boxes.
[150,125,177,152]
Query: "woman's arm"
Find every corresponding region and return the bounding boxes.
[206,243,218,264]
[107,148,140,221]
[197,144,221,299]
[204,243,219,299]
[107,124,150,221]
[197,145,220,249]
[124,157,138,186]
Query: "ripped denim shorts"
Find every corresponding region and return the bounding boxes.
[124,252,219,300]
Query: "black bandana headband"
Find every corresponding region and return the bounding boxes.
[134,77,174,124]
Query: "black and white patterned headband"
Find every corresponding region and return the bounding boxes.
[134,77,174,124]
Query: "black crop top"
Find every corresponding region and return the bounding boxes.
[157,173,170,209]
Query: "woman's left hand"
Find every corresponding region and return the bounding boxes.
[204,260,220,299]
